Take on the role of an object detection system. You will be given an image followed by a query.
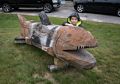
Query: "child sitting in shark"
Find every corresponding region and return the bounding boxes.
[62,12,82,27]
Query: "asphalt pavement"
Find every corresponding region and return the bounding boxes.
[0,1,120,24]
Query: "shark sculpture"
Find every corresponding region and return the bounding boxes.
[15,12,97,71]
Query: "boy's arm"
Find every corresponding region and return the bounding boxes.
[65,23,74,26]
[62,22,74,26]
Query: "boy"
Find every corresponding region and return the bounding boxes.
[62,12,82,27]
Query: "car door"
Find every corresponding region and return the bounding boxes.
[103,0,119,13]
[16,0,42,7]
[93,0,114,13]
[85,0,98,12]
[7,0,17,5]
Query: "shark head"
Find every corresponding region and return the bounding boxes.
[53,26,97,69]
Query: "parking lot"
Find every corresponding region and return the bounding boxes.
[0,1,120,24]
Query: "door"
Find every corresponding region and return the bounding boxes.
[85,0,97,12]
[16,0,42,7]
[92,0,114,13]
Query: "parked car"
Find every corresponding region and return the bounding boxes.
[0,0,61,13]
[73,0,120,16]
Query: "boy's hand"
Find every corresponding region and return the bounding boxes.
[65,23,74,27]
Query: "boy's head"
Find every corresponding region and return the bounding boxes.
[67,12,81,26]
[70,16,78,25]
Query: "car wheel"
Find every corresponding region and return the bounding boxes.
[117,9,120,17]
[44,3,53,13]
[76,4,84,13]
[2,3,12,12]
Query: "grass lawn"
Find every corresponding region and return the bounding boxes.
[0,13,120,84]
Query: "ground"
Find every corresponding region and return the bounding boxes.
[0,14,120,84]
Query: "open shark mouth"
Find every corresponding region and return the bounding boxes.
[62,49,96,69]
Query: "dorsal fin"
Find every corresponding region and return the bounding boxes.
[39,11,51,25]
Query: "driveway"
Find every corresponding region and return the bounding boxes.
[48,6,120,24]
[0,3,120,24]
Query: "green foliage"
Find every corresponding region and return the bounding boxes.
[0,14,120,84]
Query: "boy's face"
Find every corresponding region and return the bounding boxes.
[70,17,78,25]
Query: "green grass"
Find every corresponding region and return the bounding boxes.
[0,13,120,84]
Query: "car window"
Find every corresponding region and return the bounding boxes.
[95,0,120,3]
[87,0,93,2]
[95,0,106,2]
